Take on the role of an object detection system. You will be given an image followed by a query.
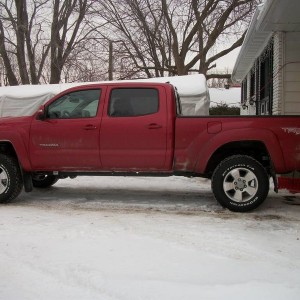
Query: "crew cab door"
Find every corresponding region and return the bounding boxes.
[29,88,103,170]
[100,86,169,170]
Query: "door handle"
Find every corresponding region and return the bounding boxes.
[146,123,162,129]
[83,124,97,130]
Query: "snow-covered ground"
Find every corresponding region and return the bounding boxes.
[0,176,300,300]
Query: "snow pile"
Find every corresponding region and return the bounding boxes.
[0,82,72,118]
[209,87,241,107]
[134,74,210,115]
[0,74,209,117]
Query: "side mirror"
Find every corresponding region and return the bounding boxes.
[36,106,46,121]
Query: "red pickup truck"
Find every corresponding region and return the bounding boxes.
[0,81,299,212]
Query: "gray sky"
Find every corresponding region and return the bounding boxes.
[214,47,240,72]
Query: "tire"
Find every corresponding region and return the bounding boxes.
[32,174,59,188]
[211,155,269,212]
[0,154,23,203]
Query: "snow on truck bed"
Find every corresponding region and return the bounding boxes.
[0,74,210,117]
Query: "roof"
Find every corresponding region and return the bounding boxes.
[232,0,300,82]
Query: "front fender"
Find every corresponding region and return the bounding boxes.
[0,122,32,171]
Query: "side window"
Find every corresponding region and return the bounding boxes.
[108,88,159,117]
[47,89,101,119]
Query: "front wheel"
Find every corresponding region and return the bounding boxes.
[32,174,59,188]
[0,154,23,203]
[211,155,269,212]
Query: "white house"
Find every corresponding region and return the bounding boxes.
[232,0,300,116]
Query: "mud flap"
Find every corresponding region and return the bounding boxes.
[22,171,33,192]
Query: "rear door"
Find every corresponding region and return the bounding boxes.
[100,86,168,171]
[29,88,104,170]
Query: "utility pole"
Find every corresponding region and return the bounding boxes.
[108,41,113,81]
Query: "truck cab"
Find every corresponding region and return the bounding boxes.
[30,82,177,172]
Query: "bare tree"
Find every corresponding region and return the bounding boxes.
[0,0,52,85]
[0,0,258,85]
[49,0,95,83]
[0,1,19,85]
[96,0,173,79]
[0,0,101,85]
[61,41,109,82]
[96,0,258,79]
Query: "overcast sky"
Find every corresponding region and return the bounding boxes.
[214,47,241,72]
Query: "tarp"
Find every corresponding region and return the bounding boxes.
[0,74,210,117]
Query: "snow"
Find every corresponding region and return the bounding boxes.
[0,74,209,117]
[209,87,241,107]
[0,176,300,300]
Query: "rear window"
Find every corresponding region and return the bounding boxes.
[108,88,159,117]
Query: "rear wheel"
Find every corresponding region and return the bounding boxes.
[32,174,59,188]
[211,155,269,212]
[0,154,23,203]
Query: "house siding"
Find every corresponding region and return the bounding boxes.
[283,32,300,115]
[239,31,300,116]
[272,32,284,115]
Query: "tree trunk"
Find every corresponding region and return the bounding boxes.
[15,0,30,84]
[0,22,18,85]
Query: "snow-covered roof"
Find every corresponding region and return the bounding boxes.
[232,0,300,82]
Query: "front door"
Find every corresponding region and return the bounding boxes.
[29,88,103,171]
[100,87,168,171]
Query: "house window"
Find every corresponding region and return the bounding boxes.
[241,79,247,104]
[250,70,255,99]
[258,40,273,115]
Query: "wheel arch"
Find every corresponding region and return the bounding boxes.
[194,128,285,176]
[0,141,18,157]
[204,140,272,178]
[0,141,34,191]
[0,140,31,171]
